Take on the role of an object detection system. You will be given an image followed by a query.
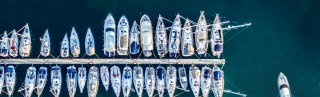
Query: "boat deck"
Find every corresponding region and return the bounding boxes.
[0,59,225,65]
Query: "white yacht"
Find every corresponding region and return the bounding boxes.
[111,66,121,97]
[211,66,224,97]
[166,66,177,97]
[23,66,36,97]
[40,29,50,57]
[0,66,4,94]
[195,11,208,55]
[35,67,47,97]
[50,66,61,97]
[117,15,129,55]
[19,24,32,57]
[60,33,69,58]
[66,66,77,97]
[0,31,9,57]
[87,66,99,97]
[181,19,194,57]
[145,66,155,97]
[168,14,181,58]
[9,30,19,57]
[78,66,86,93]
[201,66,212,97]
[100,66,109,92]
[122,66,132,97]
[140,14,153,57]
[133,66,144,97]
[189,66,200,97]
[278,72,291,97]
[211,14,224,58]
[129,21,140,55]
[70,27,80,57]
[178,67,188,90]
[85,28,95,56]
[5,65,16,97]
[156,66,166,97]
[104,13,116,57]
[155,15,168,58]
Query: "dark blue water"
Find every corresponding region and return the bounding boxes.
[1,0,320,97]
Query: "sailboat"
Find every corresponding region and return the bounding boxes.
[156,66,166,97]
[122,66,132,97]
[166,66,177,97]
[60,33,69,58]
[66,66,77,97]
[35,67,47,97]
[155,15,168,58]
[168,14,182,58]
[211,14,224,58]
[178,67,188,90]
[129,21,140,55]
[189,66,200,97]
[70,27,80,57]
[181,19,194,57]
[40,29,50,57]
[19,24,32,57]
[23,66,36,97]
[145,66,155,97]
[111,66,121,97]
[133,66,144,97]
[104,13,116,57]
[100,66,109,92]
[85,28,95,56]
[78,66,86,93]
[278,72,291,97]
[117,15,130,55]
[5,65,16,97]
[0,66,4,94]
[201,66,212,97]
[211,66,224,97]
[87,66,99,97]
[195,11,208,55]
[140,14,153,57]
[0,31,9,57]
[9,30,19,57]
[50,66,61,97]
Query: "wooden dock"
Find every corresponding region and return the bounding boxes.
[0,59,225,65]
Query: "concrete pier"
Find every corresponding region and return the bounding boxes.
[0,59,225,65]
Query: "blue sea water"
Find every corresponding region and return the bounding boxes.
[0,0,320,97]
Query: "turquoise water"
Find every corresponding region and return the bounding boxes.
[1,0,320,97]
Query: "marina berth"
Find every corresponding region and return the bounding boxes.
[145,66,155,97]
[40,30,51,57]
[85,28,95,56]
[111,65,121,97]
[66,65,77,97]
[36,67,47,97]
[9,30,19,57]
[78,66,86,93]
[195,11,208,55]
[0,31,9,57]
[5,65,16,97]
[0,66,4,94]
[70,27,80,57]
[129,21,140,55]
[140,14,153,57]
[181,19,194,57]
[104,13,116,57]
[50,66,62,97]
[211,66,224,97]
[122,66,132,97]
[168,14,182,58]
[23,66,37,97]
[117,15,130,55]
[60,33,69,58]
[87,66,99,97]
[19,24,32,57]
[211,14,224,58]
[156,15,168,58]
[156,66,166,97]
[133,66,144,97]
[166,66,177,97]
[100,66,109,92]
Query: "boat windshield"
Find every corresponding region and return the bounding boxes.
[280,84,289,90]
[6,67,13,73]
[124,71,131,79]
